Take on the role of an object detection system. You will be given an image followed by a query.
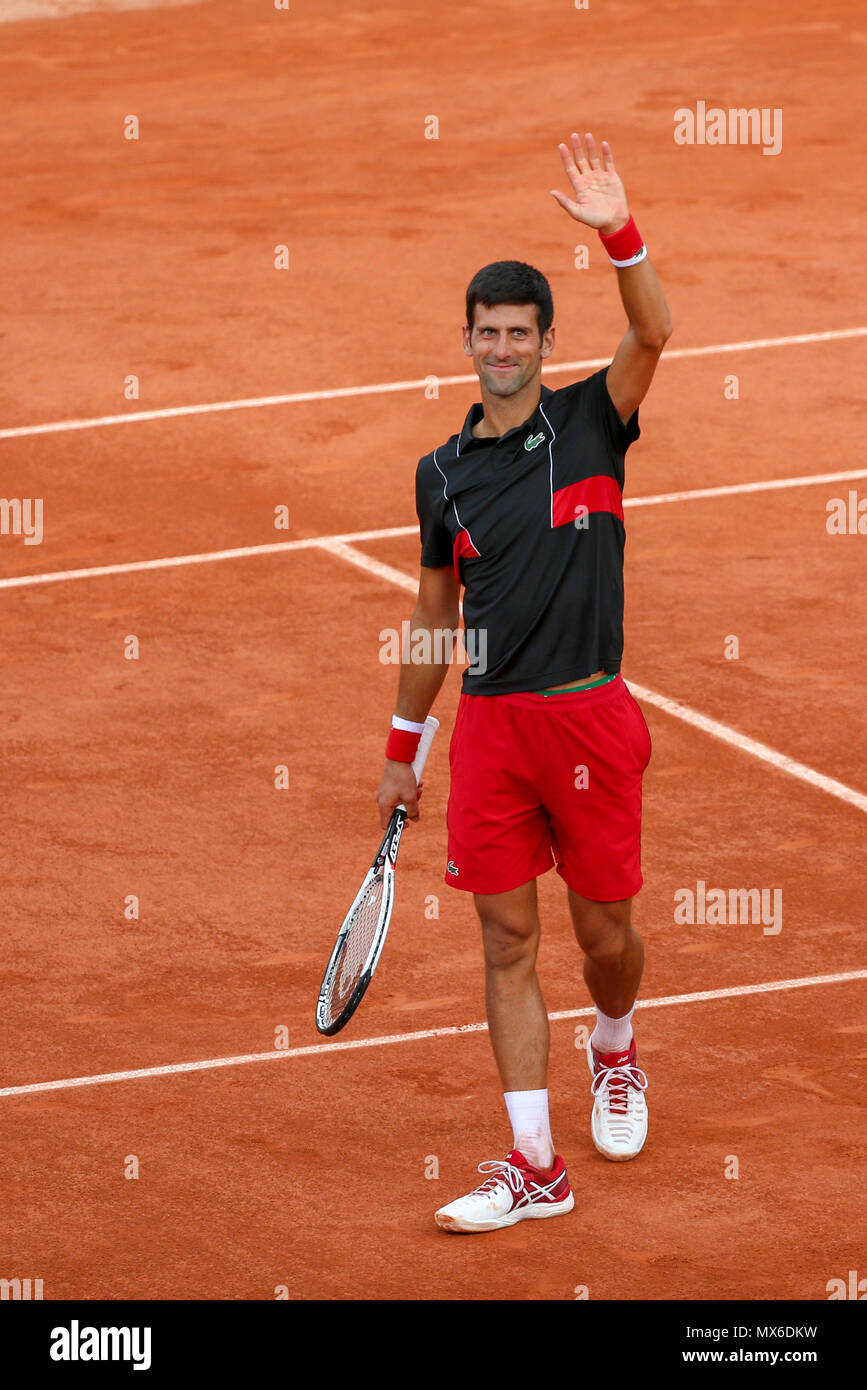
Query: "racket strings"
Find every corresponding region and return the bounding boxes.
[332,875,384,1011]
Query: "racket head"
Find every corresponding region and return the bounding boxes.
[315,813,402,1035]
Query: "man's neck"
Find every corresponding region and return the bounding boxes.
[471,378,543,440]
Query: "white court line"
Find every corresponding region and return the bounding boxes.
[2,1,202,21]
[1,969,864,1099]
[322,540,867,817]
[318,538,417,593]
[1,327,865,440]
[3,465,867,594]
[0,537,330,592]
[628,683,867,814]
[3,474,865,812]
[621,467,867,507]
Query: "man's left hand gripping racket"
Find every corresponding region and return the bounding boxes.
[315,715,439,1036]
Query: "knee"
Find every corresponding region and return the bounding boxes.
[572,900,635,964]
[479,914,539,970]
[583,930,632,970]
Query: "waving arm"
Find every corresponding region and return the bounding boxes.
[551,131,672,425]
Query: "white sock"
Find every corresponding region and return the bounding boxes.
[590,1006,635,1053]
[503,1089,555,1170]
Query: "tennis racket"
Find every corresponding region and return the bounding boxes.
[315,715,439,1036]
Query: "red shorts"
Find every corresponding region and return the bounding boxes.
[444,674,651,901]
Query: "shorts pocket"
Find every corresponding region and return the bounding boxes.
[626,691,652,771]
[449,695,467,768]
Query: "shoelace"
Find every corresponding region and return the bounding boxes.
[473,1159,525,1197]
[591,1061,648,1115]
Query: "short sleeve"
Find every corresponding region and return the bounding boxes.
[557,366,640,453]
[415,458,454,568]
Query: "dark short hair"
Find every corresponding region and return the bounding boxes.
[465,260,554,336]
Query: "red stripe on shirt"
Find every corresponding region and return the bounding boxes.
[453,528,480,580]
[551,475,624,527]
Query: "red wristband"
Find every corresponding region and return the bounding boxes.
[386,727,421,763]
[598,215,646,268]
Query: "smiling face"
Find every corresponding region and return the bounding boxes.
[462,301,555,398]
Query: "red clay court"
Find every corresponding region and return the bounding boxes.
[1,0,865,1301]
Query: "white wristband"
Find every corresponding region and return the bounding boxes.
[392,714,427,734]
[609,245,648,269]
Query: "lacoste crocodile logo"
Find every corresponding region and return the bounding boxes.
[524,431,546,451]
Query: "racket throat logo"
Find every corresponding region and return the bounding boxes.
[388,817,405,861]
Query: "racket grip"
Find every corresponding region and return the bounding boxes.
[395,715,439,814]
[411,714,439,783]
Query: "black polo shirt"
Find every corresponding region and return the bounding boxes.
[415,366,640,694]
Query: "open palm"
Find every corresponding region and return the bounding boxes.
[550,132,629,232]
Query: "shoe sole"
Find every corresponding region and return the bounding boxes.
[587,1043,648,1162]
[435,1191,575,1234]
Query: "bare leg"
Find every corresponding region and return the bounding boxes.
[567,888,644,1019]
[474,879,548,1092]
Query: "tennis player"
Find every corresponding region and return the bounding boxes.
[377,132,672,1233]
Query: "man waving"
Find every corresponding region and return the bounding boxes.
[377,132,672,1233]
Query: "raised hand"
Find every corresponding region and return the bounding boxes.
[550,132,629,233]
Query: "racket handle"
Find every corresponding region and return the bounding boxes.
[396,714,439,813]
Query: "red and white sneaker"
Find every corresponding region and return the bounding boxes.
[434,1149,574,1233]
[587,1037,648,1161]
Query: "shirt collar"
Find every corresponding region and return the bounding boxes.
[457,383,554,454]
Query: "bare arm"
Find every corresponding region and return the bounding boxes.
[376,564,461,828]
[551,130,672,424]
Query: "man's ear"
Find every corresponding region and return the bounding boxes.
[540,325,556,359]
[462,324,473,356]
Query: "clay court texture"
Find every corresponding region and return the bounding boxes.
[1,0,865,1301]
